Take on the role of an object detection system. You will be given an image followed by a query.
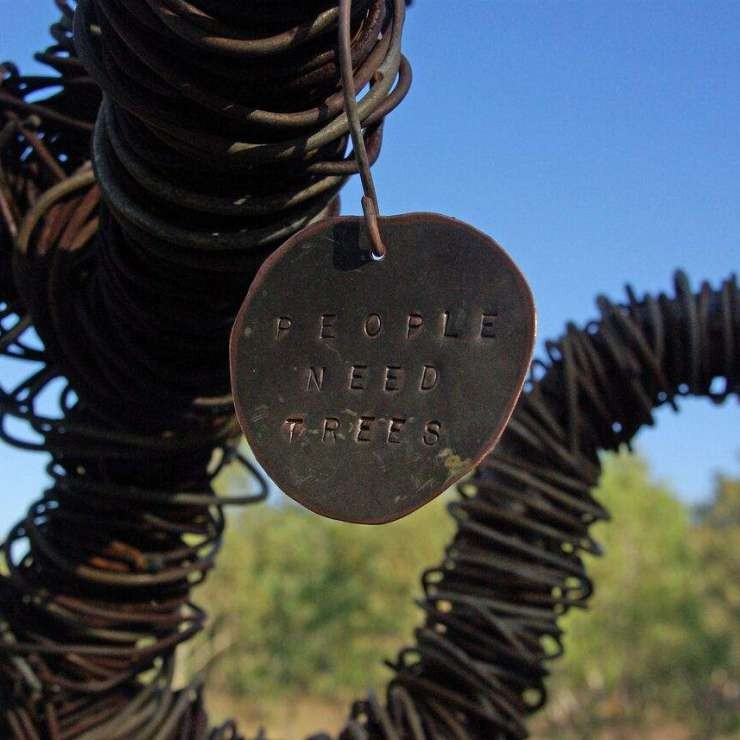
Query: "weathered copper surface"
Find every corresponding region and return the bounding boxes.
[230,213,536,523]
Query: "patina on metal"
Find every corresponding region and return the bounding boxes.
[228,0,536,524]
[230,213,536,523]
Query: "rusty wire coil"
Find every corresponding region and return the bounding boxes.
[2,2,410,737]
[55,0,412,427]
[333,270,738,739]
[1,1,99,314]
[1,7,268,738]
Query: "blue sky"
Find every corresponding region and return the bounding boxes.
[1,1,738,525]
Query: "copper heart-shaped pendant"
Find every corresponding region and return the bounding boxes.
[230,213,535,524]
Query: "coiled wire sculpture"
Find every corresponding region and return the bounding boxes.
[1,2,409,737]
[361,271,738,739]
[1,11,268,736]
[0,3,738,739]
[66,0,411,425]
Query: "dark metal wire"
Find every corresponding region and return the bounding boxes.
[1,2,411,737]
[338,0,392,260]
[47,0,412,426]
[334,271,738,739]
[0,5,268,739]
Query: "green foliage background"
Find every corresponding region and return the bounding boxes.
[193,453,739,738]
[535,457,739,738]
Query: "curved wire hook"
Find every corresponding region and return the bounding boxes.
[338,0,400,260]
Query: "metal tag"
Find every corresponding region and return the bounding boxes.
[230,214,535,524]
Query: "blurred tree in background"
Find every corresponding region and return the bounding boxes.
[188,487,453,699]
[533,457,740,739]
[192,453,739,738]
[691,475,740,735]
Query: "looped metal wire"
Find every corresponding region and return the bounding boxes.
[59,0,412,424]
[336,271,737,738]
[338,0,400,259]
[1,2,411,737]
